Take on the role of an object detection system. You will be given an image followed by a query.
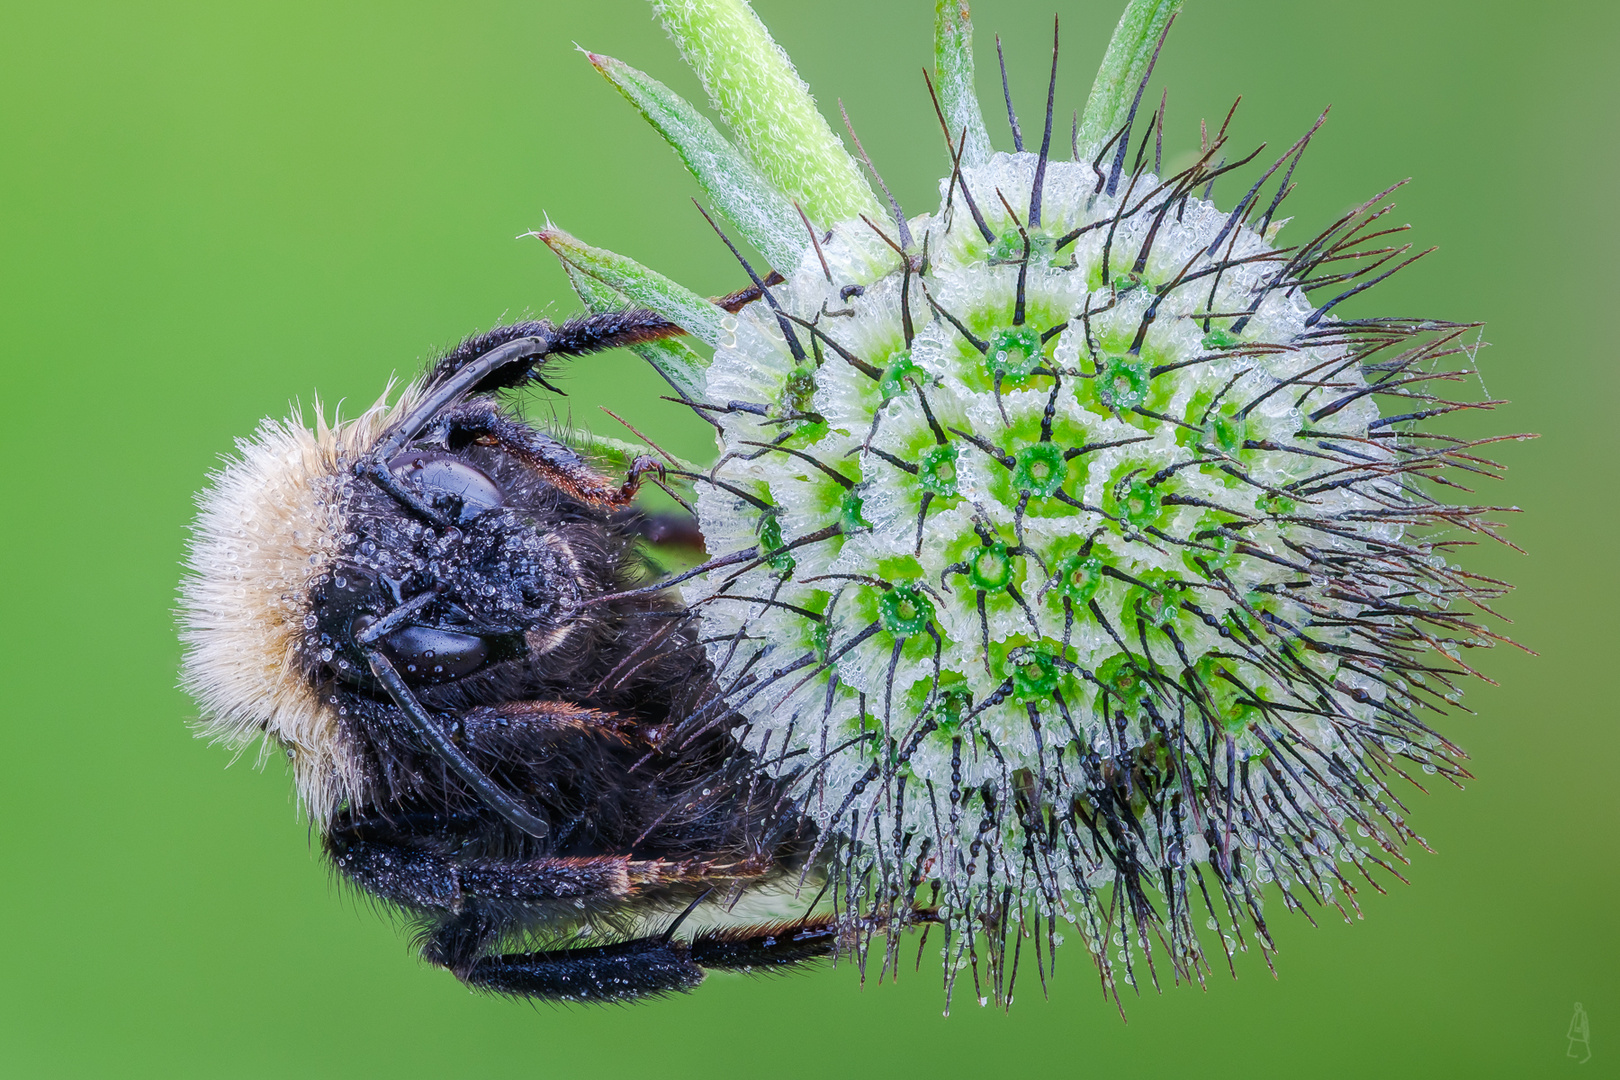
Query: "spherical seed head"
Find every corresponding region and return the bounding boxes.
[684,144,1503,993]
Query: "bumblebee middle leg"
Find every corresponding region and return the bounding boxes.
[327,818,774,911]
[616,507,706,553]
[327,826,641,913]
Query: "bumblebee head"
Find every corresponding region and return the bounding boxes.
[179,313,686,829]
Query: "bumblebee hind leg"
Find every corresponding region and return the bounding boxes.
[329,817,837,1002]
[435,925,708,1002]
[428,912,846,1003]
[686,918,842,971]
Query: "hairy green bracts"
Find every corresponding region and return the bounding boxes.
[560,0,1515,1009]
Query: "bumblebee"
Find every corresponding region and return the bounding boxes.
[179,290,864,1002]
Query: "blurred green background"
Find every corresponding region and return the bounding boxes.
[1,0,1614,1075]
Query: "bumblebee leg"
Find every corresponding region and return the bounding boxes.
[685,908,941,973]
[414,901,706,1003]
[616,508,707,553]
[328,820,777,914]
[328,828,793,1002]
[448,935,708,1002]
[419,311,689,402]
[439,399,664,509]
[367,282,791,520]
[332,817,907,1002]
[429,914,843,1002]
[326,828,642,914]
[416,279,782,413]
[685,915,842,971]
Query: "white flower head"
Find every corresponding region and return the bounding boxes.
[552,0,1513,1008]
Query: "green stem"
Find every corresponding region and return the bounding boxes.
[934,0,992,168]
[1076,0,1183,157]
[649,0,882,227]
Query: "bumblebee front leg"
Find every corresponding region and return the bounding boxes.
[439,399,665,509]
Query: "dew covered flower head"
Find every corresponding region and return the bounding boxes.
[543,0,1518,1007]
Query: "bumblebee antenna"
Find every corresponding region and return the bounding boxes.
[363,311,703,526]
[367,651,551,839]
[376,335,554,461]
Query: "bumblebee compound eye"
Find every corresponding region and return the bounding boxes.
[387,452,505,524]
[376,624,524,685]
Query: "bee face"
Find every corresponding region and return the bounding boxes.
[303,448,590,695]
[308,561,529,691]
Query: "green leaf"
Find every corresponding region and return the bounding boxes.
[585,50,807,272]
[536,223,724,350]
[1076,0,1183,157]
[933,0,992,168]
[649,0,882,227]
[561,260,711,402]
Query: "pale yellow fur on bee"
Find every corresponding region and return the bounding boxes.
[178,384,417,825]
